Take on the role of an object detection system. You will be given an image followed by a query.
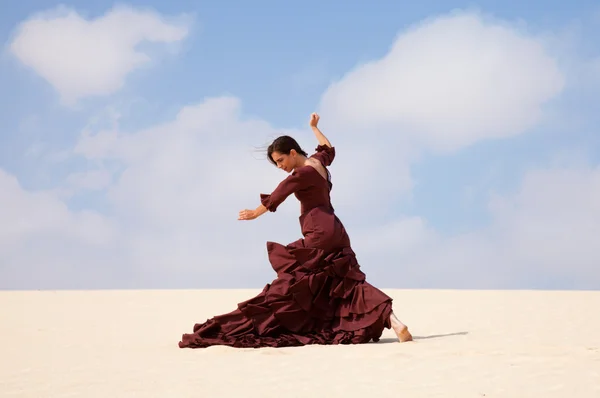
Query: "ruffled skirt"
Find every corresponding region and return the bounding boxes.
[178,240,393,348]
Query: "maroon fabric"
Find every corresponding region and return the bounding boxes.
[178,145,393,348]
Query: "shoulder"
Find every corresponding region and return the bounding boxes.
[304,158,322,168]
[309,145,335,167]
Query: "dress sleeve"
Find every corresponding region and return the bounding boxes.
[260,169,311,212]
[310,145,335,167]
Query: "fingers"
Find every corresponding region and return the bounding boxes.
[238,209,253,220]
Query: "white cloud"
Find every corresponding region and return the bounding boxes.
[8,5,190,104]
[0,97,307,289]
[66,169,112,191]
[0,169,120,288]
[319,11,565,152]
[0,170,116,247]
[352,165,600,289]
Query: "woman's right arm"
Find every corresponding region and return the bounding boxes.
[259,169,311,212]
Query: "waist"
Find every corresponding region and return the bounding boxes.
[300,204,334,215]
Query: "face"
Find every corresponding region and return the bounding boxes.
[271,150,297,173]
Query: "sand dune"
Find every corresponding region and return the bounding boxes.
[1,289,599,397]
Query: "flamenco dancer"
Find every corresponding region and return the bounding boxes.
[178,113,412,348]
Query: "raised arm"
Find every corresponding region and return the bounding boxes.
[308,113,335,167]
[309,113,331,148]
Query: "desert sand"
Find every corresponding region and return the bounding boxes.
[1,288,599,397]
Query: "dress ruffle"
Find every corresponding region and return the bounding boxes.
[260,193,275,212]
[311,145,335,167]
[178,241,392,348]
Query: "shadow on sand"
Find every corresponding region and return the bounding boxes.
[374,331,469,344]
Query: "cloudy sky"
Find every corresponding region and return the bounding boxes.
[1,1,599,290]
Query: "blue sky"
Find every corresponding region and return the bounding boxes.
[1,1,600,290]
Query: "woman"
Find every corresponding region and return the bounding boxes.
[178,113,412,348]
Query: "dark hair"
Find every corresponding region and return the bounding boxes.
[267,135,308,165]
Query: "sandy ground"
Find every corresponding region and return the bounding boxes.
[1,288,599,397]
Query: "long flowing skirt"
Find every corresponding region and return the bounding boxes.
[178,237,393,348]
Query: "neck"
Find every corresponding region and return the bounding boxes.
[293,155,308,170]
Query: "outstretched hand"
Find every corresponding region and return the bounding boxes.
[238,209,258,221]
[309,112,320,128]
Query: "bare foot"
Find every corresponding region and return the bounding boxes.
[393,324,413,342]
[389,311,413,342]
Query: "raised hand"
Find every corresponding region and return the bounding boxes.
[309,112,320,128]
[309,112,331,147]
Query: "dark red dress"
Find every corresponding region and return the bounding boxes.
[178,145,393,348]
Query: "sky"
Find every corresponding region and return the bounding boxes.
[1,0,600,290]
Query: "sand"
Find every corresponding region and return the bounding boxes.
[1,288,599,397]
